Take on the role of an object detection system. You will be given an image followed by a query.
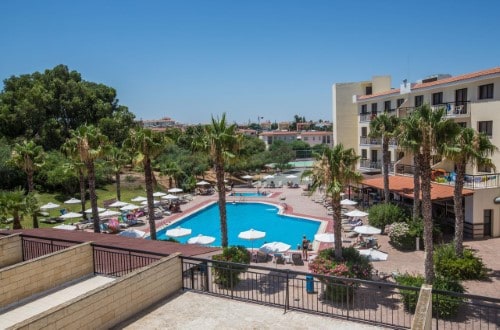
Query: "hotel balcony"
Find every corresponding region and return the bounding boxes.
[360,136,381,145]
[359,158,381,170]
[431,101,471,118]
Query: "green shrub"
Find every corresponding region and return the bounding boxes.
[212,246,251,288]
[395,273,464,318]
[368,203,407,232]
[434,244,487,280]
[388,222,416,250]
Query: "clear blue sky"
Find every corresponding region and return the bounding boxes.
[1,1,499,125]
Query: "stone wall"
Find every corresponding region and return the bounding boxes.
[14,253,182,330]
[0,242,94,308]
[0,234,23,268]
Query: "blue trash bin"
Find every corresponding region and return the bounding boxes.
[306,275,314,293]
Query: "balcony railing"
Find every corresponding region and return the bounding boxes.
[395,164,500,189]
[431,101,471,118]
[359,159,381,169]
[359,137,381,145]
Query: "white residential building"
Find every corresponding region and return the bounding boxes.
[333,67,500,238]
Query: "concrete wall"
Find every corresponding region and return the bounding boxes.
[0,234,23,268]
[471,188,500,237]
[13,253,182,330]
[411,284,432,330]
[0,243,94,308]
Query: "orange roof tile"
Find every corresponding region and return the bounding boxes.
[358,89,400,100]
[413,67,500,90]
[362,176,473,201]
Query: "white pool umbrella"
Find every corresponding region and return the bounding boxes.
[285,174,298,179]
[259,242,291,254]
[153,191,167,197]
[340,199,358,206]
[187,234,216,245]
[131,196,147,202]
[166,226,192,238]
[120,204,140,211]
[40,202,60,210]
[359,248,388,261]
[161,194,179,200]
[344,209,369,217]
[238,228,266,250]
[59,212,83,219]
[263,175,275,180]
[141,200,160,206]
[84,207,106,214]
[314,232,336,243]
[54,224,77,230]
[98,210,121,218]
[118,229,146,238]
[64,197,81,204]
[196,180,210,186]
[354,225,382,235]
[241,175,253,180]
[168,187,183,193]
[108,200,129,208]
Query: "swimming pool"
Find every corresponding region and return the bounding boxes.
[228,192,270,197]
[157,202,321,248]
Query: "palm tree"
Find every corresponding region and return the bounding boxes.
[61,145,87,216]
[192,113,239,247]
[10,139,45,193]
[369,113,400,203]
[160,161,184,189]
[24,192,41,228]
[410,104,459,284]
[0,188,27,229]
[106,146,129,201]
[304,144,362,260]
[442,127,497,256]
[63,125,109,233]
[124,128,167,240]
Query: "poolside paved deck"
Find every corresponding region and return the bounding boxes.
[114,291,384,330]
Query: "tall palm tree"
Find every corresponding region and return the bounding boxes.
[0,188,27,230]
[399,112,423,219]
[63,125,109,233]
[106,146,129,201]
[192,113,239,247]
[61,145,87,216]
[124,128,167,240]
[10,139,45,193]
[369,113,400,203]
[24,192,41,228]
[304,144,362,260]
[410,104,459,284]
[443,127,497,256]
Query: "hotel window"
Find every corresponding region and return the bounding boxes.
[478,164,493,173]
[479,84,494,99]
[361,104,367,114]
[415,95,424,107]
[384,100,391,111]
[432,92,443,105]
[361,127,367,137]
[397,98,405,107]
[478,121,493,137]
[371,103,378,113]
[361,149,367,159]
[366,86,372,95]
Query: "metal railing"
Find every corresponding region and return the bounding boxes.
[431,101,471,118]
[359,137,382,145]
[181,256,418,329]
[181,257,500,329]
[359,159,381,170]
[395,165,500,189]
[17,235,165,277]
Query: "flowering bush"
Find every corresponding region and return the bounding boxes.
[388,222,417,250]
[309,247,372,302]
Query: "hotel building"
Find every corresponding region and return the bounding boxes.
[332,67,500,238]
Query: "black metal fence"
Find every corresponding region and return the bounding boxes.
[18,235,165,277]
[92,244,164,277]
[181,257,500,329]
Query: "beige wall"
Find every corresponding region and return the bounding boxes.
[14,253,183,330]
[0,243,94,308]
[471,188,500,237]
[0,234,23,268]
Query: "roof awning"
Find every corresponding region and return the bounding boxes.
[362,176,474,201]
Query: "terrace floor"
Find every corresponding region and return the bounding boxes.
[114,291,384,330]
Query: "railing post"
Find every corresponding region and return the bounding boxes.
[129,250,133,274]
[92,245,96,274]
[346,283,350,320]
[285,270,290,312]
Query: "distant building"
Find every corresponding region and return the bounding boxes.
[259,130,333,149]
[140,117,178,131]
[238,128,258,136]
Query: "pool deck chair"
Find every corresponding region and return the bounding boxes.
[291,253,304,266]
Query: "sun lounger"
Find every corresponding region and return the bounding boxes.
[291,253,304,266]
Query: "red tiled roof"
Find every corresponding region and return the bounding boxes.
[2,229,220,257]
[362,176,474,201]
[300,131,332,136]
[413,67,500,90]
[358,89,400,100]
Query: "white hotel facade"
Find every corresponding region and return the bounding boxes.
[332,67,500,238]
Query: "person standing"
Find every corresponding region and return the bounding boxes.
[302,235,310,260]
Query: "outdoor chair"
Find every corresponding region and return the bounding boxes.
[274,253,285,264]
[253,251,270,263]
[291,253,304,266]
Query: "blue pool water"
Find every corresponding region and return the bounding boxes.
[228,192,269,197]
[157,202,321,248]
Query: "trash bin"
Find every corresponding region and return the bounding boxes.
[306,275,314,293]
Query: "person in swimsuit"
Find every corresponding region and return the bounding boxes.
[302,236,310,260]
